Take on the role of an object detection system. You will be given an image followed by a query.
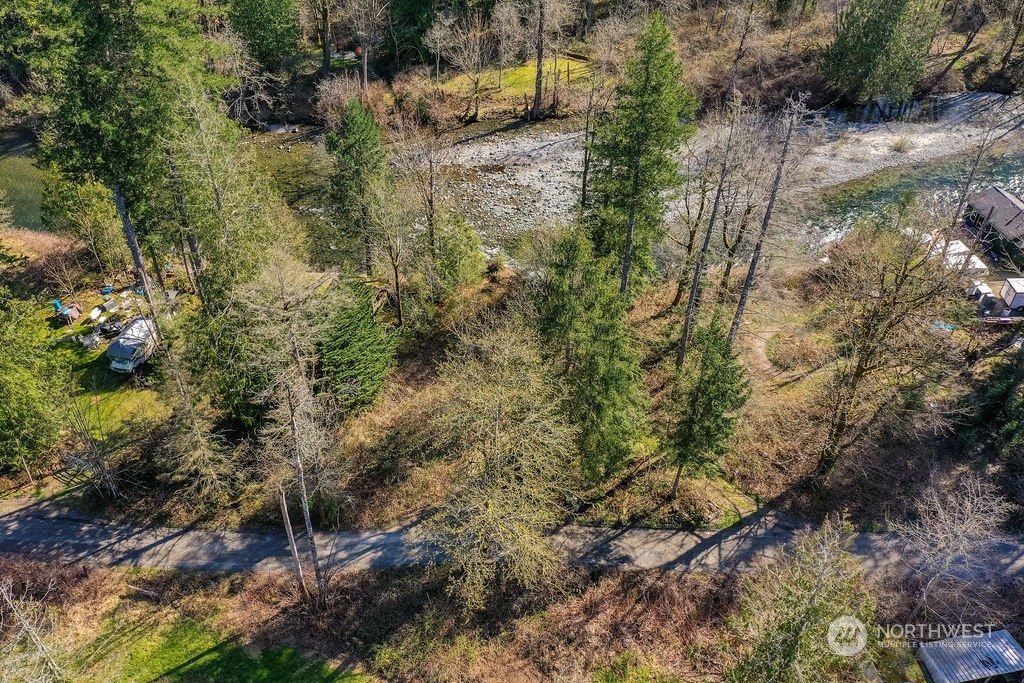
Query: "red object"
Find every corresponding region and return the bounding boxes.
[355,47,362,56]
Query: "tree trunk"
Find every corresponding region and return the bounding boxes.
[427,156,437,260]
[321,15,332,75]
[671,177,710,308]
[552,44,560,111]
[816,365,864,478]
[930,25,981,92]
[730,107,797,343]
[285,381,328,609]
[678,122,738,367]
[392,259,404,326]
[619,155,644,294]
[719,204,753,296]
[278,484,309,600]
[725,0,756,100]
[185,236,207,304]
[670,461,684,499]
[148,243,166,292]
[166,151,206,304]
[361,48,369,89]
[1003,17,1024,68]
[111,186,158,325]
[531,0,546,120]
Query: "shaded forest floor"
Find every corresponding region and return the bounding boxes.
[0,556,934,682]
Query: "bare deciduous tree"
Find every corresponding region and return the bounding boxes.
[493,0,525,90]
[41,247,84,308]
[815,203,969,477]
[425,312,577,610]
[729,96,810,342]
[366,180,416,327]
[345,0,390,89]
[443,10,493,121]
[210,28,279,127]
[0,580,69,682]
[424,10,457,86]
[392,117,455,259]
[244,255,345,608]
[303,0,342,74]
[892,471,1015,622]
[578,14,637,206]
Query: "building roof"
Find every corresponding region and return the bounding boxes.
[969,186,1024,242]
[917,630,1024,683]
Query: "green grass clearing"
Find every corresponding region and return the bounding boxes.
[442,57,593,107]
[85,614,361,682]
[0,126,46,231]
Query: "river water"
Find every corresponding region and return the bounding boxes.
[810,149,1024,239]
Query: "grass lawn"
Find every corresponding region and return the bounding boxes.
[0,126,46,231]
[103,618,359,683]
[442,57,592,115]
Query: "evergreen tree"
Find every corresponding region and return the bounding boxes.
[727,517,876,683]
[433,210,486,293]
[538,230,648,482]
[824,0,938,104]
[320,284,396,412]
[166,87,288,304]
[227,0,300,72]
[0,0,74,94]
[587,11,696,294]
[44,0,206,312]
[666,316,749,496]
[324,99,389,273]
[0,287,66,476]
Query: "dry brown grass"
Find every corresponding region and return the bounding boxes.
[217,568,739,682]
[671,8,834,110]
[0,228,72,261]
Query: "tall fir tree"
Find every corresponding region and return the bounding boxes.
[666,315,749,496]
[587,11,696,294]
[824,0,938,104]
[538,230,648,482]
[0,286,66,476]
[320,284,396,412]
[324,99,389,273]
[43,0,206,312]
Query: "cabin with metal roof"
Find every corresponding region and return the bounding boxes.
[966,187,1024,248]
[917,629,1024,683]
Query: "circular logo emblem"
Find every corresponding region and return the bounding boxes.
[827,616,867,656]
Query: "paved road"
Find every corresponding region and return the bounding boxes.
[2,497,1022,577]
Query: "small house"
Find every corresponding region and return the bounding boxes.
[105,316,158,374]
[966,186,1024,247]
[917,629,1024,683]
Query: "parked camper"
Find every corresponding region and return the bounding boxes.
[105,317,158,373]
[1001,278,1024,310]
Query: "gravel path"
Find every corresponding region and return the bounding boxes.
[446,93,1024,244]
[5,496,1023,577]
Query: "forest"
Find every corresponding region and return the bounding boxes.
[2,0,1024,680]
